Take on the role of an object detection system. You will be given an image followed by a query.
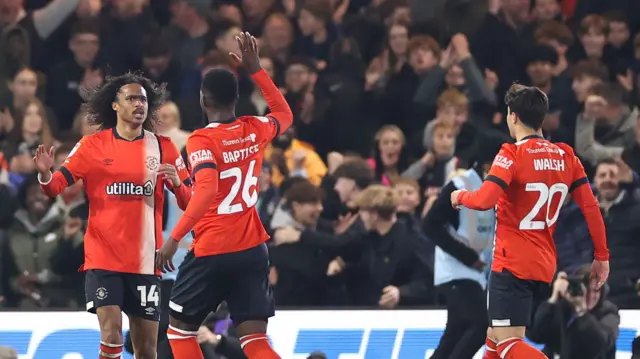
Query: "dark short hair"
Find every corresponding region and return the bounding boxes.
[284,180,324,204]
[201,68,238,109]
[571,60,609,82]
[504,84,549,131]
[333,159,375,190]
[71,19,100,38]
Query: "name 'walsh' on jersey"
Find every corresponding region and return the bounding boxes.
[458,135,609,283]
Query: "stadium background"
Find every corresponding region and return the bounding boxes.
[2,0,640,358]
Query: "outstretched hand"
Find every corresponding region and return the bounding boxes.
[33,145,55,175]
[229,31,262,74]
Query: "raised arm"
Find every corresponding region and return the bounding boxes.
[35,140,89,198]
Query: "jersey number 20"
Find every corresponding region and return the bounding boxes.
[520,182,569,230]
[218,160,259,214]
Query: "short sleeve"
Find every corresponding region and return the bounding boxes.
[161,137,191,185]
[60,137,91,184]
[486,144,517,190]
[557,143,589,192]
[186,132,217,177]
[253,116,281,141]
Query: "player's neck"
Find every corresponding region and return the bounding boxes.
[207,110,236,124]
[515,127,544,142]
[115,122,143,141]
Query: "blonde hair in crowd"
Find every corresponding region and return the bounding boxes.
[374,124,406,144]
[355,185,399,220]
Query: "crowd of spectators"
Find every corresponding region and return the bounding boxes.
[1,0,640,357]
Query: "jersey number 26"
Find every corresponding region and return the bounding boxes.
[218,159,259,215]
[520,182,569,230]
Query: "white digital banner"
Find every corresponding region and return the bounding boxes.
[0,310,637,359]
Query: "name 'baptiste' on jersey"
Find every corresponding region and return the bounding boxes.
[168,68,295,257]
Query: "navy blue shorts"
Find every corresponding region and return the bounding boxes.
[487,269,551,327]
[169,243,275,325]
[85,269,161,321]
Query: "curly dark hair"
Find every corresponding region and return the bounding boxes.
[81,72,167,132]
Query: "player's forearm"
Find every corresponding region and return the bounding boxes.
[251,69,293,133]
[572,184,610,260]
[38,171,69,197]
[172,182,192,211]
[170,169,218,241]
[458,181,503,211]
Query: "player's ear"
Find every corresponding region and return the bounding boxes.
[111,102,118,112]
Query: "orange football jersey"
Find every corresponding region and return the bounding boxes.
[486,135,589,283]
[40,129,190,275]
[185,116,281,256]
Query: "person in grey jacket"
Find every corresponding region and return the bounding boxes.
[575,83,638,167]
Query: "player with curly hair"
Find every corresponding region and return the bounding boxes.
[33,72,192,359]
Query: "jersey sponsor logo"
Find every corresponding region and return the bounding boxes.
[175,157,186,171]
[533,158,565,172]
[526,146,563,155]
[221,133,257,146]
[105,181,154,196]
[493,155,513,170]
[189,149,214,167]
[222,144,260,164]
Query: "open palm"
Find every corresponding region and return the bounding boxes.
[33,145,55,173]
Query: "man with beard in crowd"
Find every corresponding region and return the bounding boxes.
[592,158,640,309]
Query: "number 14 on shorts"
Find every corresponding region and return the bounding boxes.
[137,285,159,307]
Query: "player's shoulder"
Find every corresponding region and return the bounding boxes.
[79,129,110,146]
[552,142,577,157]
[239,115,272,125]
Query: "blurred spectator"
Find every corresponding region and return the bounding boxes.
[168,0,212,71]
[423,90,483,163]
[604,11,633,61]
[413,33,498,116]
[528,267,620,359]
[404,121,457,191]
[532,0,562,22]
[575,83,637,166]
[7,98,56,179]
[622,120,640,174]
[52,141,87,219]
[592,159,640,308]
[295,0,337,64]
[2,175,82,308]
[156,102,189,151]
[257,163,280,228]
[47,19,102,131]
[424,145,497,359]
[346,184,431,307]
[141,30,182,99]
[0,346,17,359]
[553,196,594,274]
[261,13,295,75]
[0,0,80,72]
[197,308,247,359]
[368,125,410,185]
[1,66,52,127]
[270,179,343,306]
[534,20,574,77]
[525,44,574,111]
[332,158,375,208]
[264,126,327,187]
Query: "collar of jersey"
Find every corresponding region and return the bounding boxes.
[521,134,544,141]
[206,117,237,128]
[112,127,144,141]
